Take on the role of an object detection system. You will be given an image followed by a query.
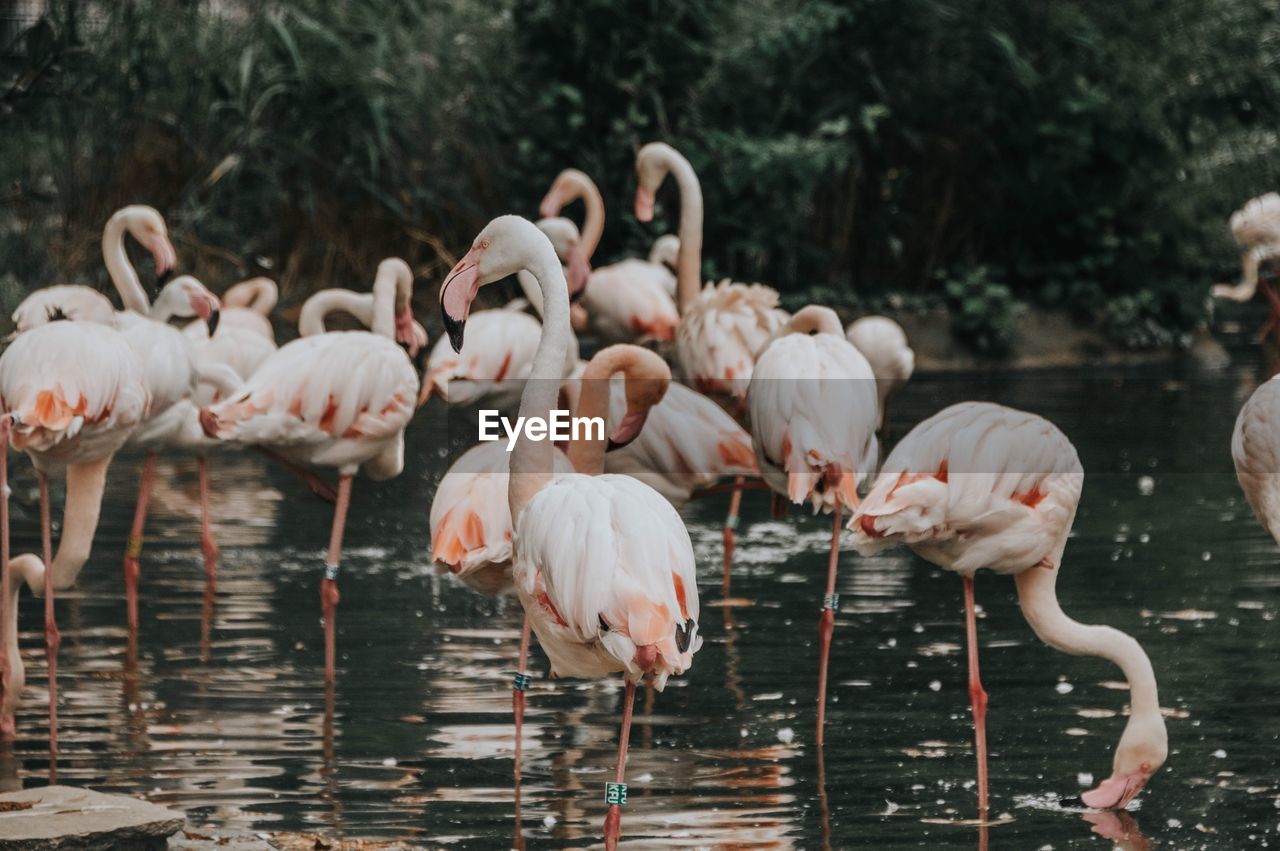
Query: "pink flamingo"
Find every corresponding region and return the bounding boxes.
[850,402,1167,817]
[845,315,914,432]
[422,220,588,410]
[439,216,701,849]
[200,258,424,683]
[745,306,879,744]
[0,318,149,764]
[540,168,679,344]
[1213,193,1280,340]
[216,276,278,339]
[1231,376,1280,540]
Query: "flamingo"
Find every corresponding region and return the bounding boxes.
[539,168,679,344]
[850,402,1167,817]
[745,305,879,744]
[10,205,178,333]
[0,317,149,764]
[199,258,423,683]
[422,220,586,410]
[846,315,914,433]
[217,276,278,339]
[116,275,223,629]
[439,215,701,849]
[1230,376,1280,542]
[647,234,681,295]
[1212,193,1280,340]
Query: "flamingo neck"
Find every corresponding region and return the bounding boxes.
[102,213,152,315]
[566,348,633,475]
[565,170,605,260]
[225,278,278,314]
[665,152,704,312]
[785,305,843,336]
[1014,566,1164,769]
[299,290,373,336]
[509,249,572,521]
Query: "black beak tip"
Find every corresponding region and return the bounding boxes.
[442,310,466,353]
[206,310,221,336]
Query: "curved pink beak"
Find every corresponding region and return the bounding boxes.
[439,246,484,352]
[1080,770,1149,810]
[189,290,221,335]
[567,245,591,300]
[608,410,649,450]
[395,305,425,358]
[634,187,655,223]
[538,187,565,220]
[152,237,178,278]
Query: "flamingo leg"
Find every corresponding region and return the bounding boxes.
[513,613,531,842]
[815,504,842,747]
[0,420,13,742]
[36,470,58,765]
[321,474,352,685]
[603,679,637,851]
[123,452,157,636]
[722,476,744,596]
[963,574,990,818]
[198,455,219,592]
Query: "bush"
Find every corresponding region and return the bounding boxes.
[942,266,1022,355]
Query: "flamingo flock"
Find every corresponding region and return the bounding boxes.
[30,145,1280,849]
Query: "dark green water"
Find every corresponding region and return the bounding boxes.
[4,355,1277,849]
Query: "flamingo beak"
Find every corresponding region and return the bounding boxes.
[538,186,565,220]
[152,237,177,283]
[567,245,591,301]
[395,305,424,359]
[1079,770,1150,810]
[191,291,221,335]
[634,187,655,223]
[607,410,649,451]
[440,246,484,353]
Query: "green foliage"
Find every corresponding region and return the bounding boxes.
[1,0,1278,350]
[942,266,1021,355]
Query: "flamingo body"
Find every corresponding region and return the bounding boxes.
[581,260,679,345]
[12,286,116,331]
[1231,376,1280,541]
[676,280,786,399]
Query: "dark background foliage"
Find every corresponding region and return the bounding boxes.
[1,0,1278,349]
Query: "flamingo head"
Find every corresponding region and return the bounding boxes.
[154,275,221,334]
[648,234,680,271]
[606,347,671,450]
[635,142,679,224]
[1079,712,1167,810]
[119,205,177,281]
[440,216,560,352]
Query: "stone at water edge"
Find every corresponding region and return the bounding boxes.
[0,785,184,849]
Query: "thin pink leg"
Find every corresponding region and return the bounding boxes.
[963,574,990,819]
[256,448,337,502]
[37,470,58,769]
[815,504,842,747]
[198,455,219,592]
[0,419,13,742]
[322,475,353,685]
[513,614,531,836]
[123,452,157,636]
[603,680,637,851]
[722,477,744,596]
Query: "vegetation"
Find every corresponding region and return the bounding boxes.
[2,0,1279,351]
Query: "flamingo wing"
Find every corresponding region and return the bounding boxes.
[581,260,679,345]
[676,280,786,399]
[424,310,546,404]
[1232,377,1280,542]
[513,474,701,689]
[850,401,1083,575]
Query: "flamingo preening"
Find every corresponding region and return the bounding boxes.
[1212,193,1280,341]
[745,306,879,745]
[200,258,424,683]
[850,402,1167,817]
[845,315,915,433]
[539,168,680,345]
[439,215,701,849]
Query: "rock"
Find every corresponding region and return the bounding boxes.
[0,785,184,850]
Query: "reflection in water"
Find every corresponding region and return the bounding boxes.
[1,361,1278,846]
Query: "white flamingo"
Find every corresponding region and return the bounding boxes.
[746,305,879,743]
[1213,193,1280,339]
[850,401,1167,817]
[438,216,701,849]
[1231,376,1280,542]
[200,258,423,683]
[845,315,914,432]
[540,168,679,344]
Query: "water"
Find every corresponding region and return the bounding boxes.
[4,352,1278,849]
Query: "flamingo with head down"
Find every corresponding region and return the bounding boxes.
[850,401,1167,819]
[200,258,425,683]
[746,305,879,744]
[539,168,679,345]
[439,215,701,850]
[845,315,914,433]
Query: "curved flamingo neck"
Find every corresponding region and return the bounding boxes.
[561,170,605,260]
[1014,565,1164,768]
[102,212,153,315]
[566,347,650,475]
[661,150,704,312]
[225,277,278,315]
[785,306,843,337]
[509,243,573,521]
[299,290,373,336]
[370,258,413,340]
